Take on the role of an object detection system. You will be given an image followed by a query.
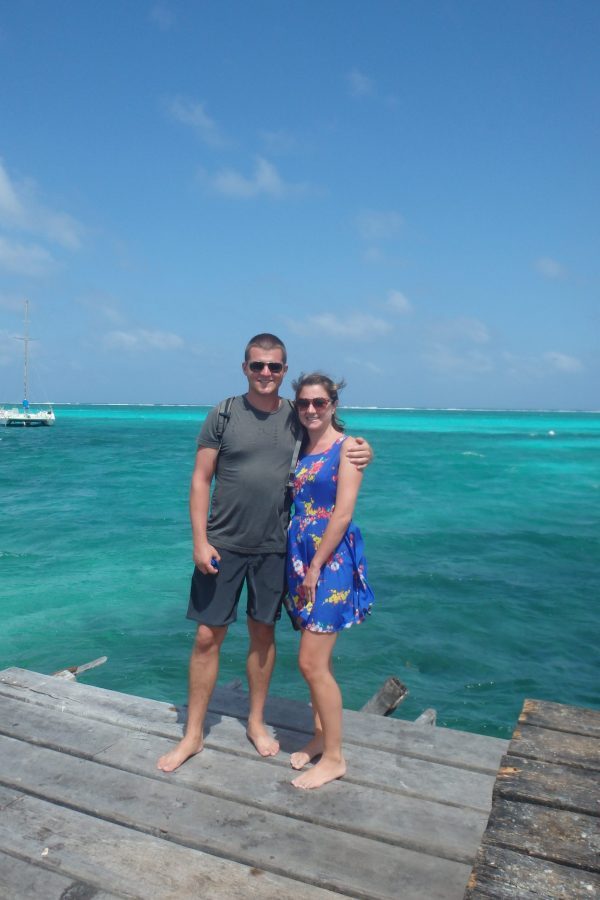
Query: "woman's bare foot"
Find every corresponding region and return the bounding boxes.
[290,733,324,770]
[292,755,346,790]
[157,735,203,772]
[246,720,280,757]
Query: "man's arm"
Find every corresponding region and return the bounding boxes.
[345,436,374,471]
[189,446,219,574]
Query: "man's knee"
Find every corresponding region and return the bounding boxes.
[193,623,227,656]
[247,618,275,649]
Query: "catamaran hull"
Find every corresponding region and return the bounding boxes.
[1,410,55,427]
[5,417,54,427]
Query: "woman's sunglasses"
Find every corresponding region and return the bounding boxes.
[296,398,332,411]
[247,361,284,373]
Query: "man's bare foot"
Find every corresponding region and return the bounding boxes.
[290,733,324,770]
[246,721,279,757]
[291,756,346,790]
[157,735,203,772]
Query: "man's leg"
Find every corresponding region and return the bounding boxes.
[246,618,279,756]
[157,623,227,772]
[244,552,286,757]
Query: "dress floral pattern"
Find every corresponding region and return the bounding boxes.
[286,436,374,633]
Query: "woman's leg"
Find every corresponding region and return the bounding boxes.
[290,696,323,769]
[290,655,337,769]
[291,630,346,789]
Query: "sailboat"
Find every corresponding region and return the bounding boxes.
[0,300,55,427]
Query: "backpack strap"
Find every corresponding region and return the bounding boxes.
[285,399,303,491]
[215,396,235,446]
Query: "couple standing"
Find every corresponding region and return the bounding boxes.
[157,333,374,789]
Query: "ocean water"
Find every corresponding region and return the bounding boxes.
[2,405,599,739]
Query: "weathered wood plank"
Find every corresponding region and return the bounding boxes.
[0,790,342,899]
[0,850,123,900]
[0,692,496,812]
[0,734,471,899]
[360,676,408,715]
[509,723,600,771]
[0,715,489,866]
[519,698,600,739]
[495,753,600,816]
[209,683,508,772]
[465,843,600,899]
[0,668,508,774]
[481,797,600,873]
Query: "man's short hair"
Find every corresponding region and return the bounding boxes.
[244,333,287,363]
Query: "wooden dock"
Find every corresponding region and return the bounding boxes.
[0,666,508,899]
[465,698,600,899]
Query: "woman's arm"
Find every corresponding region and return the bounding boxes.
[300,440,363,600]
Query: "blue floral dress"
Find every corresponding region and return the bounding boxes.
[286,436,374,633]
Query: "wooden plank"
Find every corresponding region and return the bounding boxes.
[0,668,508,774]
[495,753,600,816]
[465,843,600,899]
[0,710,489,865]
[519,698,600,739]
[481,797,600,873]
[509,723,600,771]
[0,850,123,900]
[209,683,508,772]
[0,790,342,900]
[0,693,496,813]
[0,735,471,899]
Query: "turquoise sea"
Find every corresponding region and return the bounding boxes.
[2,405,599,739]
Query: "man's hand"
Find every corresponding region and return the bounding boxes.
[194,543,221,575]
[345,436,374,471]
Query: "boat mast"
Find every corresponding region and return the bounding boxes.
[23,299,30,405]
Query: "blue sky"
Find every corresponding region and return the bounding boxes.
[0,1,598,408]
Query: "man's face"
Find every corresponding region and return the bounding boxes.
[242,346,288,397]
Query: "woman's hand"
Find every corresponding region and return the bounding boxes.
[301,563,321,604]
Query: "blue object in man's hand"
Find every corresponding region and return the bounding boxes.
[210,557,220,572]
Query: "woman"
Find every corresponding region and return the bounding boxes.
[286,373,374,789]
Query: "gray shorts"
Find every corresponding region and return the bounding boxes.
[186,548,286,627]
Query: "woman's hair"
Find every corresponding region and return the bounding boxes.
[292,372,346,433]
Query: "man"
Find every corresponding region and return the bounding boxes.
[157,333,371,772]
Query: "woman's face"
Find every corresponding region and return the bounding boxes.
[296,385,335,433]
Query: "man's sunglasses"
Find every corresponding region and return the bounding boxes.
[247,361,284,373]
[296,398,332,411]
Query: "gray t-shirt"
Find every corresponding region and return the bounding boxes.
[197,395,301,554]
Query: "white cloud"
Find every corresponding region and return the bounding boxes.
[0,328,20,366]
[78,293,126,325]
[535,256,566,280]
[0,159,83,249]
[166,96,226,147]
[543,351,583,373]
[503,350,583,379]
[423,316,493,375]
[207,157,304,198]
[103,328,184,351]
[288,312,392,341]
[347,69,375,98]
[0,236,56,276]
[259,129,297,154]
[149,3,175,30]
[432,317,490,345]
[346,356,385,375]
[0,292,27,313]
[356,210,403,241]
[424,344,494,375]
[387,290,412,314]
